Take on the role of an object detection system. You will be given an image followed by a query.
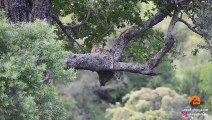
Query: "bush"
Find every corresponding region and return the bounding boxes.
[106,87,188,120]
[0,13,75,119]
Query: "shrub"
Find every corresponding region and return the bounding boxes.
[0,13,75,119]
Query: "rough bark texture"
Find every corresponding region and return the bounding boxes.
[2,0,51,23]
[3,0,31,22]
[0,0,4,10]
[66,12,179,85]
[31,0,51,23]
[67,53,146,73]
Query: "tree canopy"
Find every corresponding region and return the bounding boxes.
[0,0,212,119]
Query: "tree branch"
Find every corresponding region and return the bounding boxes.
[178,18,204,37]
[66,12,178,73]
[66,12,180,86]
[63,9,91,29]
[66,53,158,75]
[147,11,179,69]
[178,17,212,53]
[50,13,86,52]
[111,12,166,61]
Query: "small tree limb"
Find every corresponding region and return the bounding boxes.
[178,17,212,53]
[63,8,91,29]
[50,13,86,52]
[178,18,204,37]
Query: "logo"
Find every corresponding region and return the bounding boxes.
[181,110,188,118]
[189,96,201,107]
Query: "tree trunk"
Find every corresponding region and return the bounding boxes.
[31,0,51,24]
[3,0,31,22]
[2,0,51,23]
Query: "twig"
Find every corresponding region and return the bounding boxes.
[178,18,204,37]
[178,17,212,51]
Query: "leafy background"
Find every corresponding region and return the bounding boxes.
[0,0,212,120]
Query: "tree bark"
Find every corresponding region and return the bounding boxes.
[2,0,51,23]
[31,0,51,23]
[3,0,31,22]
[66,12,179,81]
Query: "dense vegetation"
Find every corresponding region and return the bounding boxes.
[0,14,76,119]
[0,0,212,120]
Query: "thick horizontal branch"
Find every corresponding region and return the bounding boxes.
[66,53,157,75]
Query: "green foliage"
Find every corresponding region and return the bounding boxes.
[186,0,212,41]
[52,0,149,50]
[199,62,212,94]
[199,62,212,110]
[0,15,75,119]
[178,63,212,112]
[88,102,110,120]
[60,96,83,120]
[106,87,187,120]
[152,0,176,15]
[180,70,200,96]
[124,29,165,63]
[126,61,179,90]
[147,62,179,90]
